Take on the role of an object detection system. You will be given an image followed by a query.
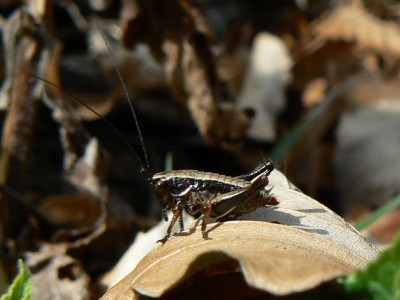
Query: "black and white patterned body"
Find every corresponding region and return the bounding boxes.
[150,160,274,241]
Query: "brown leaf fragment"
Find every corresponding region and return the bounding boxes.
[65,138,108,197]
[0,9,45,185]
[302,78,328,108]
[313,2,400,61]
[181,36,252,147]
[38,193,102,230]
[0,5,51,268]
[121,0,250,148]
[365,208,400,243]
[26,243,90,300]
[121,0,211,62]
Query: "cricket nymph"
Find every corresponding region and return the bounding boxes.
[150,160,274,241]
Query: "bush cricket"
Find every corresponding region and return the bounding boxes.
[38,23,275,242]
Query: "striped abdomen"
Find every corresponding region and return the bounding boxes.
[152,169,270,217]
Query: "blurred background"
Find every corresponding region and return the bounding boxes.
[1,0,400,298]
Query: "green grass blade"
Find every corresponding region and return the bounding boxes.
[269,121,310,164]
[356,193,400,231]
[1,260,31,300]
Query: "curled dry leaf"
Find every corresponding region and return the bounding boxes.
[103,222,369,299]
[101,170,379,299]
[239,185,378,262]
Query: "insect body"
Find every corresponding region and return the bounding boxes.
[151,160,274,241]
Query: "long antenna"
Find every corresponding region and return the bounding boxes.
[95,19,152,176]
[34,75,153,180]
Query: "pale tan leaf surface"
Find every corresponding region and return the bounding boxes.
[240,185,378,262]
[101,221,371,299]
[100,213,195,288]
[267,168,299,190]
[235,168,378,261]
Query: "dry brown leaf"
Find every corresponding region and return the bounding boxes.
[366,208,400,243]
[0,5,51,261]
[101,221,371,299]
[239,185,378,261]
[313,3,400,60]
[302,78,328,108]
[292,40,358,91]
[121,0,251,148]
[100,213,195,288]
[66,138,107,196]
[179,33,252,148]
[38,193,102,229]
[101,169,379,299]
[26,243,90,300]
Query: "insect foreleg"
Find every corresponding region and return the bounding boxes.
[162,208,169,221]
[172,188,192,231]
[159,193,190,243]
[159,205,184,243]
